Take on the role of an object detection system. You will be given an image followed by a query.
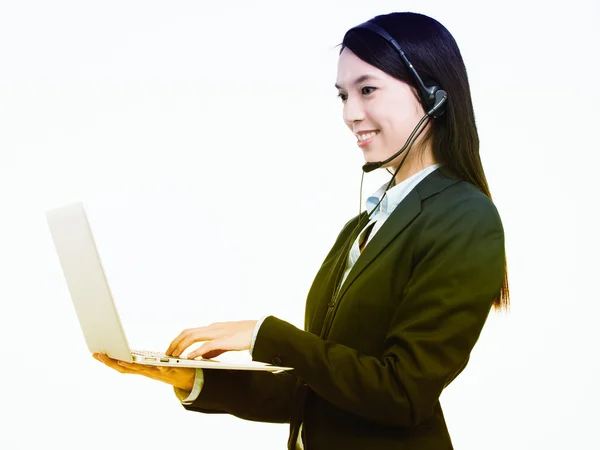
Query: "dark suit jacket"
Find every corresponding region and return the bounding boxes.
[182,167,505,450]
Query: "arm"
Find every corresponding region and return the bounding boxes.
[176,317,297,423]
[251,195,505,427]
[180,367,298,423]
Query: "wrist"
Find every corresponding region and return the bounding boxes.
[174,369,196,392]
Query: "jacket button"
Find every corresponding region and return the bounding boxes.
[272,356,282,365]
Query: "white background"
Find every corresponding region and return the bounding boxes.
[1,1,598,449]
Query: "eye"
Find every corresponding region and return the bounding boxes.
[336,86,377,102]
[362,86,377,95]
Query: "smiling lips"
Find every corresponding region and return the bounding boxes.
[356,130,380,147]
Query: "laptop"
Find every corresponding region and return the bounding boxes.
[45,201,292,373]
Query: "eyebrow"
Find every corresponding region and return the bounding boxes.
[335,74,379,90]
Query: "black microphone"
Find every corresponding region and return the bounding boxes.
[362,140,411,173]
[361,94,447,173]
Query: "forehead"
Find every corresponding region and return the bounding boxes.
[335,48,386,89]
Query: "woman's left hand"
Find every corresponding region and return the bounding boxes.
[92,353,196,391]
[166,320,258,359]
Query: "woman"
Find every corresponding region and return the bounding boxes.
[96,11,509,450]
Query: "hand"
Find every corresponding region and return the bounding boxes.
[166,320,258,359]
[93,353,196,392]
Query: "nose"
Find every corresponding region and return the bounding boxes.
[342,95,365,125]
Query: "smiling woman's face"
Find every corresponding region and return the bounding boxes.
[335,48,431,170]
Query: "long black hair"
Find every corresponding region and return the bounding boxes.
[340,12,510,311]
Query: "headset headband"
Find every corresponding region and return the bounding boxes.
[348,21,447,118]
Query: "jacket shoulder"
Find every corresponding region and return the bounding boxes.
[427,177,501,219]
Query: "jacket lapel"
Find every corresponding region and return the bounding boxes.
[332,168,462,303]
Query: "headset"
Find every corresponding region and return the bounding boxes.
[355,20,448,173]
[317,20,449,340]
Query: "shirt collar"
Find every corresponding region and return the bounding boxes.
[365,164,441,216]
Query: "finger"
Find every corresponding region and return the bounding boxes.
[117,360,148,371]
[118,361,168,375]
[187,341,210,359]
[92,352,108,362]
[166,323,229,356]
[98,354,149,375]
[120,361,179,386]
[171,326,224,357]
[167,326,212,355]
[188,335,240,359]
[117,360,169,379]
[196,348,225,359]
[97,354,132,374]
[166,328,195,356]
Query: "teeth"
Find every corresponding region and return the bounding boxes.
[358,131,378,141]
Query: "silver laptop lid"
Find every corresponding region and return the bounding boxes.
[46,202,133,362]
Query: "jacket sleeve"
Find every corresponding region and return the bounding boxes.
[251,195,505,427]
[174,368,205,404]
[179,365,298,424]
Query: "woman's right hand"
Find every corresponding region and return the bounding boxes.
[93,353,196,392]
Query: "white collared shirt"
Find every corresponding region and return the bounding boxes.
[336,163,441,293]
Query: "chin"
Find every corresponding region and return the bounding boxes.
[363,151,385,163]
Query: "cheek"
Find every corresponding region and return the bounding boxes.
[379,111,412,142]
[378,121,402,145]
[372,102,403,133]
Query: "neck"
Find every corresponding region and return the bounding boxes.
[392,149,437,186]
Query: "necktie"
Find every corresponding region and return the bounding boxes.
[359,221,376,254]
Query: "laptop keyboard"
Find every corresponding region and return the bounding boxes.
[131,349,170,358]
[131,349,219,362]
[131,349,192,362]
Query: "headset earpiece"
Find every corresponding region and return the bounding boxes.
[428,88,448,118]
